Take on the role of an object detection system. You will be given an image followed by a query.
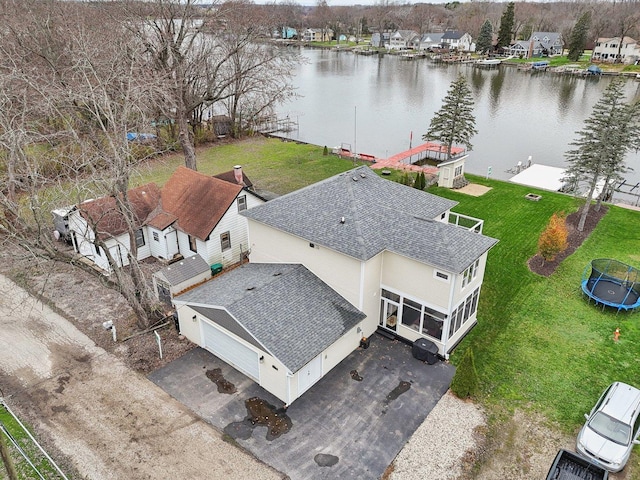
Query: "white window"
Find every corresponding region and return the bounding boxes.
[188,235,198,253]
[454,165,463,177]
[237,195,247,212]
[220,231,231,251]
[461,259,480,288]
[153,232,159,242]
[135,229,145,248]
[449,287,480,337]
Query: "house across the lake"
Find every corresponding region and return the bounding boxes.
[174,166,498,405]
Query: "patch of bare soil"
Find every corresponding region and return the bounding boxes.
[528,206,608,277]
[0,240,194,375]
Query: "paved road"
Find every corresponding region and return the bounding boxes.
[0,274,283,480]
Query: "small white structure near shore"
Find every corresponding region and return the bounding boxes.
[509,164,567,191]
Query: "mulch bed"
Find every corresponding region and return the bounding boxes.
[528,205,608,277]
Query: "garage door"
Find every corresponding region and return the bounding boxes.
[201,320,260,382]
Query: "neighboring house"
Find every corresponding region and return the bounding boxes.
[280,26,297,39]
[389,30,419,50]
[442,30,474,52]
[506,32,564,58]
[68,166,264,273]
[418,33,444,51]
[302,28,333,42]
[371,31,391,48]
[174,263,366,405]
[592,37,640,64]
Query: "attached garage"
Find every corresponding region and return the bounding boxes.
[173,263,366,405]
[201,320,259,381]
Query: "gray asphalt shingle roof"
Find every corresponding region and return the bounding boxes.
[153,254,210,286]
[175,263,366,373]
[242,166,498,274]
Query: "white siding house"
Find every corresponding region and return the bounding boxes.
[592,37,640,64]
[174,167,498,405]
[68,166,264,274]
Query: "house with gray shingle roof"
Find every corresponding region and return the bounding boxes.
[506,32,563,58]
[173,263,366,404]
[174,166,497,404]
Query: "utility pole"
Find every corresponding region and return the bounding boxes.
[0,424,19,480]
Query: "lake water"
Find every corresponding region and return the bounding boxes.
[278,48,640,202]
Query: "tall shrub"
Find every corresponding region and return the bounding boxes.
[538,212,568,262]
[450,348,479,399]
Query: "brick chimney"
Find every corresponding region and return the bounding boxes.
[233,165,244,186]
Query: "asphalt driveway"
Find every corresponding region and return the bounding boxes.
[149,334,455,480]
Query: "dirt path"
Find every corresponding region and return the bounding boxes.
[0,274,283,480]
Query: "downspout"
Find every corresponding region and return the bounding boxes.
[358,261,366,311]
[442,271,458,360]
[286,371,294,406]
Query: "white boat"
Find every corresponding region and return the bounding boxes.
[475,58,501,67]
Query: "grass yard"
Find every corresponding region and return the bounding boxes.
[0,403,61,479]
[107,137,640,469]
[430,177,640,434]
[133,137,367,194]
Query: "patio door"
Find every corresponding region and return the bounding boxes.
[379,298,399,332]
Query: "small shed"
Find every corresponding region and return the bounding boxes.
[437,155,468,188]
[152,254,211,305]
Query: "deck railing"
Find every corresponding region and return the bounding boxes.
[448,212,483,233]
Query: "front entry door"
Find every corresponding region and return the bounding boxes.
[379,298,399,331]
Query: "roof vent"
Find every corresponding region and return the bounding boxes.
[352,176,358,182]
[273,272,282,277]
[246,286,255,291]
[360,173,366,178]
[340,217,345,224]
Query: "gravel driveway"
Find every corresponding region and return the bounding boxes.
[0,274,283,480]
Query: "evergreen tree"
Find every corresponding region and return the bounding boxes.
[413,171,426,190]
[450,348,479,399]
[476,20,493,54]
[423,75,477,160]
[496,2,515,50]
[564,79,639,231]
[567,11,591,62]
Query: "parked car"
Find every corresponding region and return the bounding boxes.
[546,449,608,480]
[577,382,640,472]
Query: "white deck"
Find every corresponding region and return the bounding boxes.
[509,164,566,191]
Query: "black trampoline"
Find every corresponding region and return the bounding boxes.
[582,259,640,312]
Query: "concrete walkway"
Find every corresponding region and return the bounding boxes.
[0,274,282,480]
[149,336,455,480]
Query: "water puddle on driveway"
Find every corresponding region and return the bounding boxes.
[205,368,237,394]
[223,397,292,441]
[381,380,411,414]
[314,453,339,467]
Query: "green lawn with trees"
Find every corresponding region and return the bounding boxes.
[152,137,640,440]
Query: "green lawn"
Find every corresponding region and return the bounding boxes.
[430,177,640,432]
[89,138,640,470]
[1,403,61,478]
[153,137,640,436]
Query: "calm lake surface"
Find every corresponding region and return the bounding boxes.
[279,48,640,201]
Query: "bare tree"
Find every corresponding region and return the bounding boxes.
[0,0,167,328]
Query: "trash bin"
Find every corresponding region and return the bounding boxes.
[412,338,439,365]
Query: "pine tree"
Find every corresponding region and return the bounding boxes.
[496,2,515,50]
[476,20,493,54]
[564,79,639,231]
[567,11,591,62]
[423,74,477,160]
[450,348,479,399]
[538,213,568,263]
